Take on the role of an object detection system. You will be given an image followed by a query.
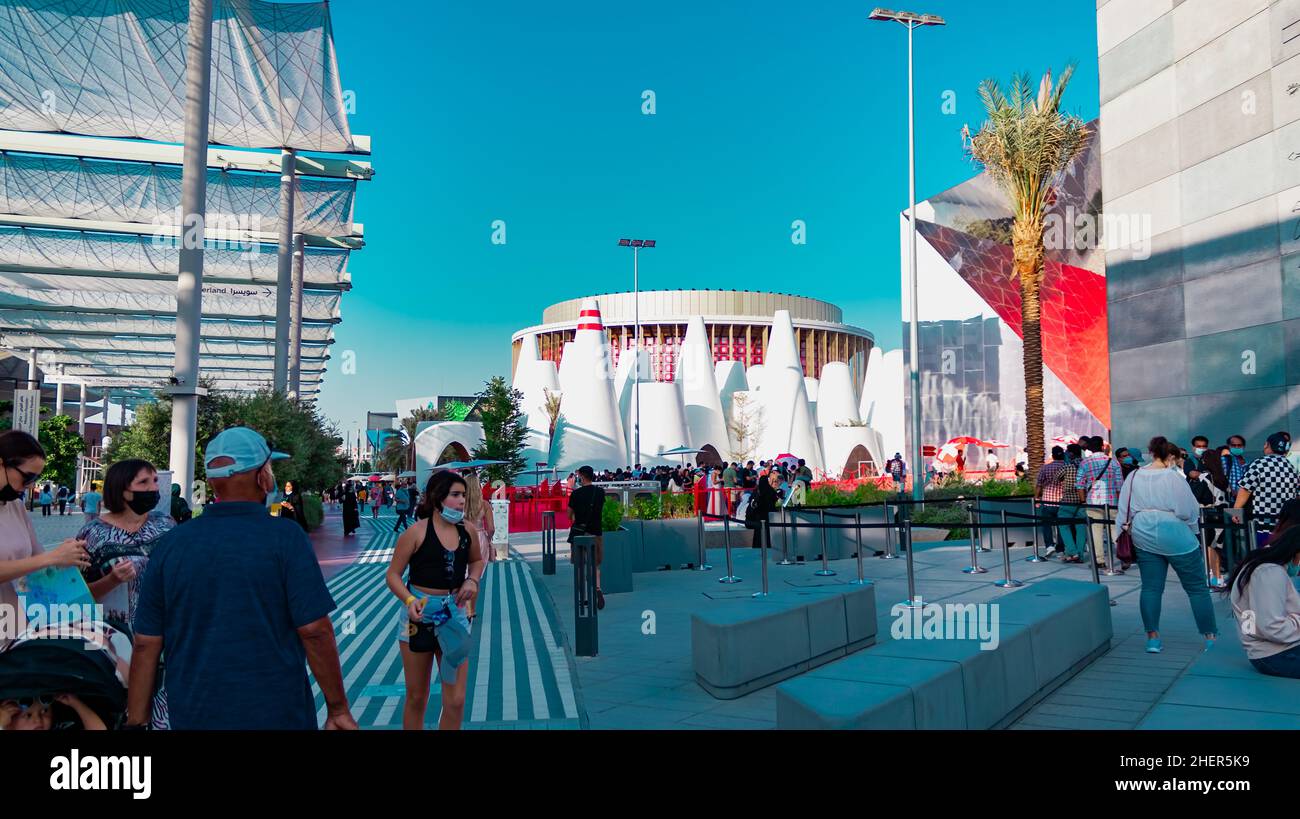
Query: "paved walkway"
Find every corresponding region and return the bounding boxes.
[308,510,581,730]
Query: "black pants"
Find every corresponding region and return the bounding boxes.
[58,500,67,515]
[751,517,771,549]
[41,504,50,516]
[394,511,408,531]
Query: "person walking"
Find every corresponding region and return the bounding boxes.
[169,483,193,524]
[80,481,103,524]
[1233,431,1300,548]
[37,484,52,517]
[342,483,360,537]
[1057,443,1087,562]
[0,431,90,650]
[750,470,782,549]
[125,427,356,730]
[386,470,484,730]
[371,484,381,519]
[1075,435,1124,568]
[566,466,606,610]
[722,462,739,515]
[393,479,411,533]
[1033,446,1068,555]
[1114,437,1217,654]
[56,484,68,516]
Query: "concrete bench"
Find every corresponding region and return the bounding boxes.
[776,578,1112,729]
[626,518,700,571]
[691,582,878,700]
[1138,621,1300,729]
[599,526,634,594]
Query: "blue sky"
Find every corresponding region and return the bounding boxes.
[319,0,1100,437]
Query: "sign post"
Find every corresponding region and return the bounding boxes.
[12,388,40,436]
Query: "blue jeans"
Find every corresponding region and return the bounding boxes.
[1251,644,1300,679]
[1057,505,1086,560]
[1135,546,1217,636]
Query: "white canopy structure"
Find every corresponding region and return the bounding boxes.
[0,0,372,500]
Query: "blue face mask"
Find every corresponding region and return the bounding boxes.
[1230,447,1245,457]
[1193,447,1206,457]
[439,506,465,524]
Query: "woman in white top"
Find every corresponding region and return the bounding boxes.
[1226,522,1300,678]
[1114,436,1218,655]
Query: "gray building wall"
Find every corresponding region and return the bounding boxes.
[1099,0,1300,454]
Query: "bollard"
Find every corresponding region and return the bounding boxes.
[815,509,836,577]
[1199,510,1213,588]
[850,512,867,585]
[880,502,898,559]
[1026,500,1047,563]
[899,520,920,608]
[573,535,598,656]
[994,510,1024,588]
[541,510,556,575]
[754,519,770,597]
[1101,505,1124,576]
[963,503,987,574]
[775,506,793,566]
[695,512,713,571]
[719,511,741,584]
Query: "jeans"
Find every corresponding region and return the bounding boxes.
[1251,644,1300,679]
[1038,503,1060,549]
[1057,504,1086,560]
[1134,546,1217,636]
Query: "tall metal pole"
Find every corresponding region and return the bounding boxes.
[633,245,640,466]
[169,0,216,505]
[288,232,304,400]
[26,348,36,390]
[905,20,924,502]
[78,383,87,437]
[55,365,64,416]
[273,148,297,392]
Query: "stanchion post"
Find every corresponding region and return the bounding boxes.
[963,502,987,574]
[976,498,991,552]
[719,511,741,584]
[851,511,867,585]
[994,510,1024,588]
[754,519,770,597]
[1102,504,1124,575]
[1248,517,1259,553]
[1027,499,1047,563]
[695,512,713,571]
[815,509,836,577]
[1085,515,1102,586]
[777,506,794,565]
[900,519,920,608]
[1199,509,1213,588]
[881,502,898,559]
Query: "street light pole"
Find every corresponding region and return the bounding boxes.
[618,238,656,466]
[869,7,945,502]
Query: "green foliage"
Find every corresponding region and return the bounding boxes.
[601,496,624,532]
[628,494,662,520]
[470,376,527,485]
[910,503,972,541]
[442,400,472,422]
[106,386,346,491]
[302,494,324,531]
[37,415,85,487]
[921,478,1032,500]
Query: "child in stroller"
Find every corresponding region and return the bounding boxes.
[0,618,132,730]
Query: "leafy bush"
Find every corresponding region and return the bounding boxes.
[302,494,324,531]
[601,496,624,531]
[663,493,695,519]
[628,495,661,520]
[919,478,1031,501]
[910,502,971,540]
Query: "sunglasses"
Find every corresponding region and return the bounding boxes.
[6,465,39,486]
[15,695,52,710]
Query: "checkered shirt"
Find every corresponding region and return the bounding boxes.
[1238,454,1300,531]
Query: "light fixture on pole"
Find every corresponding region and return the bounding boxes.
[618,238,656,466]
[868,7,944,502]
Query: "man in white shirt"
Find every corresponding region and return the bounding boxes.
[985,450,999,476]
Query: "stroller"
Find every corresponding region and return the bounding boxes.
[0,618,131,729]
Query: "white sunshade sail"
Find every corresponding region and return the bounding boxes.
[0,152,357,236]
[0,310,333,342]
[0,226,350,288]
[51,350,327,373]
[0,277,342,321]
[0,0,361,154]
[3,332,328,357]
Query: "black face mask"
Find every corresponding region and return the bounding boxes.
[127,490,160,515]
[0,482,19,503]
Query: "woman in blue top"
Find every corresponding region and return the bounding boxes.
[1115,437,1218,655]
[37,484,52,516]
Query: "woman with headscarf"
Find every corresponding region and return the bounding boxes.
[342,482,360,537]
[279,480,309,532]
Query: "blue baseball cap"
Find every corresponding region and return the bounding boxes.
[203,427,289,478]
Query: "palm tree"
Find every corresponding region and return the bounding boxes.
[379,406,445,474]
[965,66,1089,473]
[542,388,562,440]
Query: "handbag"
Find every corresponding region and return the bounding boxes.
[1115,475,1136,563]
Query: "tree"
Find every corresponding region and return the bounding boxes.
[727,392,764,464]
[37,414,85,487]
[542,388,562,440]
[965,66,1089,473]
[471,375,527,485]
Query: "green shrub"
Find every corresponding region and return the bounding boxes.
[601,496,624,531]
[910,502,970,540]
[664,493,695,519]
[628,495,661,520]
[302,494,324,531]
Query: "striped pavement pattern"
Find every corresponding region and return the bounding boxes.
[309,513,581,729]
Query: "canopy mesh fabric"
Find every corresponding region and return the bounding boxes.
[0,225,350,287]
[0,281,341,320]
[0,308,333,341]
[0,0,358,152]
[0,152,356,235]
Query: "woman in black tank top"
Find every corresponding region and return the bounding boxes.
[386,471,485,730]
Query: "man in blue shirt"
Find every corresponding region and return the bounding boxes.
[125,427,355,730]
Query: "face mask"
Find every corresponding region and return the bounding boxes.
[440,507,465,524]
[1124,457,1135,465]
[1230,448,1245,457]
[0,482,19,502]
[127,490,160,515]
[1193,447,1206,457]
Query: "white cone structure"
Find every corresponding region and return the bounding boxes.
[628,381,689,465]
[512,332,561,477]
[614,345,649,452]
[764,309,801,373]
[860,347,905,460]
[676,315,731,457]
[816,362,859,428]
[804,376,820,422]
[745,363,767,393]
[553,299,627,472]
[756,365,824,472]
